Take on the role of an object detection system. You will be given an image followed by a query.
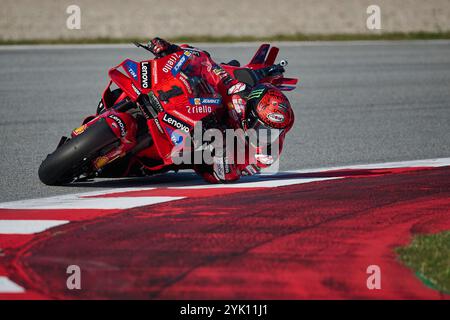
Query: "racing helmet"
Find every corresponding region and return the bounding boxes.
[245,84,294,146]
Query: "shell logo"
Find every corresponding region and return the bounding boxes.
[72,125,87,136]
[93,156,110,170]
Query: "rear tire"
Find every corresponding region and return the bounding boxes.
[38,118,119,185]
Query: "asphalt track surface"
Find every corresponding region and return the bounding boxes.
[0,41,450,202]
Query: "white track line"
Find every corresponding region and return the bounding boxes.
[171,157,450,189]
[0,277,25,293]
[173,177,340,189]
[283,157,450,174]
[0,220,69,234]
[0,186,157,210]
[0,196,183,210]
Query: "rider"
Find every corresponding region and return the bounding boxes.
[147,37,295,183]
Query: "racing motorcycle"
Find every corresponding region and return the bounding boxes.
[38,43,298,185]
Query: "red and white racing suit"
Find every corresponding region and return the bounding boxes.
[155,42,287,183]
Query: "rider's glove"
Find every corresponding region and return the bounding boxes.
[225,93,247,130]
[148,37,177,58]
[195,130,240,183]
[211,153,240,183]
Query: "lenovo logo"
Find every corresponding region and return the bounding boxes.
[162,113,190,134]
[140,61,150,89]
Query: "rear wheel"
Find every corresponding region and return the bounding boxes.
[38,118,119,185]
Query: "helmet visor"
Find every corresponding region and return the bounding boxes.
[247,116,283,146]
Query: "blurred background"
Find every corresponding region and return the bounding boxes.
[1,0,450,42]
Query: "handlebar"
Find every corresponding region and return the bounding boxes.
[253,59,288,81]
[133,41,287,84]
[268,60,288,74]
[133,42,154,54]
[279,60,288,67]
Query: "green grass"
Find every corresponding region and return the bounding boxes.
[397,231,450,294]
[1,32,450,45]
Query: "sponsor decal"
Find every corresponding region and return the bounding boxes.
[212,66,227,79]
[151,60,158,84]
[153,117,164,134]
[189,97,222,106]
[172,132,183,145]
[147,91,164,113]
[214,157,225,180]
[223,156,231,174]
[158,86,183,102]
[231,97,246,114]
[247,88,265,100]
[267,112,285,123]
[179,72,192,94]
[165,127,184,146]
[162,113,191,134]
[93,152,120,170]
[93,156,110,170]
[171,51,191,76]
[244,164,260,175]
[131,83,141,96]
[137,96,165,134]
[108,114,127,137]
[182,47,201,56]
[72,125,86,136]
[228,82,246,95]
[255,154,274,165]
[140,61,150,89]
[124,60,138,80]
[138,103,152,120]
[162,53,180,73]
[186,105,212,114]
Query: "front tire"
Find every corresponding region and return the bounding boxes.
[38,118,119,185]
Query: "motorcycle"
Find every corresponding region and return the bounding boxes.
[38,43,298,185]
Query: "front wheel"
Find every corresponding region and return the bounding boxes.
[38,118,120,185]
